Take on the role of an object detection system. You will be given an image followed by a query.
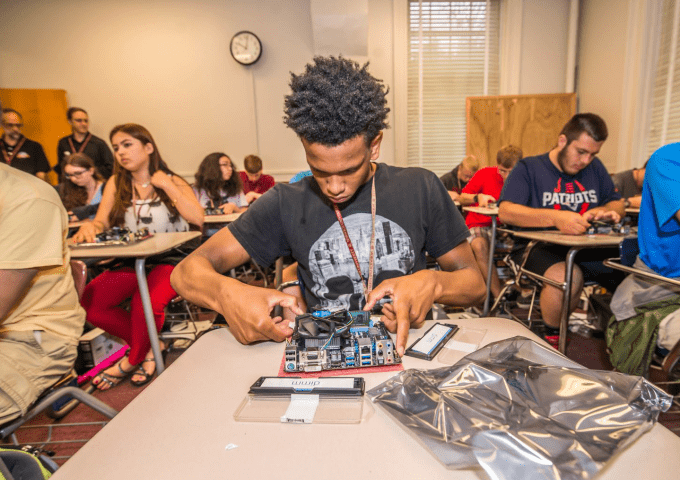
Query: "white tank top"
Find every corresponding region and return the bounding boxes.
[124,197,189,234]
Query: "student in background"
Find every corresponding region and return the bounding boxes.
[56,107,114,179]
[193,152,248,214]
[611,161,646,209]
[459,145,523,301]
[0,162,85,424]
[73,123,203,390]
[0,108,50,181]
[498,113,624,348]
[439,155,479,202]
[608,143,680,375]
[240,154,275,203]
[58,153,104,221]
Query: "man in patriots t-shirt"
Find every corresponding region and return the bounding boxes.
[498,113,624,348]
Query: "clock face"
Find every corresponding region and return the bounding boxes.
[230,31,262,65]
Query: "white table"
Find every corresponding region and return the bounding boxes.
[70,231,201,375]
[52,316,680,479]
[505,230,628,353]
[462,206,499,316]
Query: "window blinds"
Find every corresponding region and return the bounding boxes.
[407,0,500,174]
[647,0,680,158]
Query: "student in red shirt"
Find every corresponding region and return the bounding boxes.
[239,154,275,203]
[459,145,523,301]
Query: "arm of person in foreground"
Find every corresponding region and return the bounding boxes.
[363,240,485,356]
[0,269,37,321]
[170,227,303,344]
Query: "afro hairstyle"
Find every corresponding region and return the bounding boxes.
[283,56,390,147]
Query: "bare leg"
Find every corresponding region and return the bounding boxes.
[539,262,584,328]
[470,237,502,299]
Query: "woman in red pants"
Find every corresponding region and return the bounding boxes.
[73,124,203,389]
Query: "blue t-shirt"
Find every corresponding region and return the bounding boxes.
[639,143,680,277]
[499,152,620,229]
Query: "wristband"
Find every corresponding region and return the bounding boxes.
[473,194,479,204]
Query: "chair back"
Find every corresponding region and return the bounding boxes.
[619,237,640,267]
[70,259,88,300]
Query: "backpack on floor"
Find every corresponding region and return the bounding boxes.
[0,446,57,480]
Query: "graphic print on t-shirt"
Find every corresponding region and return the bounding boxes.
[541,178,595,214]
[309,213,415,311]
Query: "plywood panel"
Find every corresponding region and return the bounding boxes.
[466,93,576,166]
[0,88,71,185]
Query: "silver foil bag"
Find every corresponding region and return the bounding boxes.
[367,336,671,480]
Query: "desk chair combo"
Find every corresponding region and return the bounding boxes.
[604,238,680,411]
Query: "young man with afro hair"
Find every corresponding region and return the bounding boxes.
[172,56,484,355]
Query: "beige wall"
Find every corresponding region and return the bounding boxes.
[577,0,629,171]
[0,0,394,182]
[519,0,570,95]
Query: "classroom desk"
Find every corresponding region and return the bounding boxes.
[505,230,628,353]
[52,316,680,479]
[462,206,499,316]
[69,231,201,375]
[203,212,242,223]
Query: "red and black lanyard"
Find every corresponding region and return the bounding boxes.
[332,173,377,297]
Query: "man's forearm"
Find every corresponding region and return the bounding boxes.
[589,199,625,218]
[171,255,243,313]
[0,269,38,320]
[431,267,485,306]
[498,202,557,228]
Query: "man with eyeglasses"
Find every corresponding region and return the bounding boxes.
[56,107,114,179]
[1,108,50,181]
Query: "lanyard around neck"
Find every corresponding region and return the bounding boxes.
[68,133,92,155]
[332,170,377,296]
[1,137,26,165]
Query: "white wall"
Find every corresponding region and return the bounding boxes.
[576,0,630,171]
[0,0,395,181]
[519,0,570,94]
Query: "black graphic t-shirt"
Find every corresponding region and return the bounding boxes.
[229,163,468,310]
[499,152,620,223]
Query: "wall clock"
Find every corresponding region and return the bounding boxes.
[230,31,262,66]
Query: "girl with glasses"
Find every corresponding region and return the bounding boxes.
[73,124,204,390]
[58,153,104,221]
[193,152,248,214]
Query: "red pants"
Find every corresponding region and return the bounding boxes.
[81,265,176,365]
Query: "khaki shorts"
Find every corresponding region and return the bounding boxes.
[467,226,491,243]
[0,330,77,424]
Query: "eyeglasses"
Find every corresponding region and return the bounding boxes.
[64,169,88,179]
[219,163,233,168]
[2,122,23,129]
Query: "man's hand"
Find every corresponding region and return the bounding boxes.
[448,191,460,202]
[363,270,440,356]
[216,283,304,344]
[552,210,591,235]
[477,193,496,208]
[582,209,621,224]
[245,191,261,204]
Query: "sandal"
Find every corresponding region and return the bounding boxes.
[92,357,135,391]
[130,358,156,387]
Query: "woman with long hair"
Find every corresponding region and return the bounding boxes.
[193,152,247,214]
[73,123,204,389]
[58,153,104,221]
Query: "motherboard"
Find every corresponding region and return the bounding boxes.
[284,309,401,373]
